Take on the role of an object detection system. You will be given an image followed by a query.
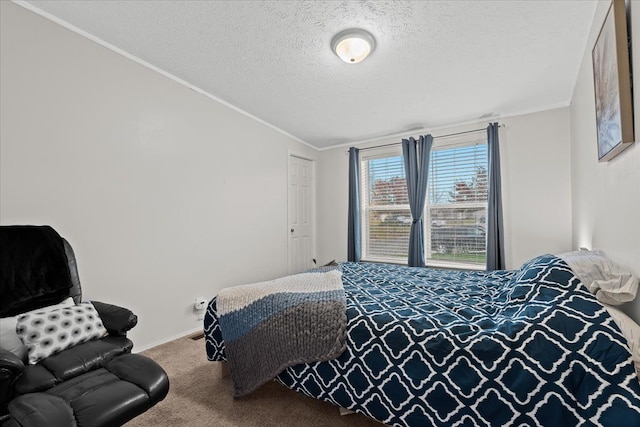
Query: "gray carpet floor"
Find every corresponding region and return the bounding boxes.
[126,335,382,426]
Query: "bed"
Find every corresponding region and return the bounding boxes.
[205,254,640,426]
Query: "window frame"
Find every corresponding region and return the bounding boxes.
[359,135,489,269]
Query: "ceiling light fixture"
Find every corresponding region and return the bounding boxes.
[331,29,376,64]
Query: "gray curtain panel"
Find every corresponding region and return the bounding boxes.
[486,122,505,270]
[347,147,361,262]
[402,135,433,267]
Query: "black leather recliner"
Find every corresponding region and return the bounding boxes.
[0,226,169,426]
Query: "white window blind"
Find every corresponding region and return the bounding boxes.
[427,140,488,267]
[359,136,488,268]
[361,151,410,263]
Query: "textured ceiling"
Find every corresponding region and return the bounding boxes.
[20,0,598,149]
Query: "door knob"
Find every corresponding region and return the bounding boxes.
[291,228,294,233]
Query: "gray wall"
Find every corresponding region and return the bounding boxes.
[570,0,640,323]
[316,108,573,270]
[0,2,317,350]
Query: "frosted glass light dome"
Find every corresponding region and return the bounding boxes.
[331,29,376,64]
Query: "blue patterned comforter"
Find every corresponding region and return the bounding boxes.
[205,255,640,426]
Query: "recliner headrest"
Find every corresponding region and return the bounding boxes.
[0,225,73,317]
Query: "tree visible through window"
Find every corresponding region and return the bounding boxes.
[360,138,488,267]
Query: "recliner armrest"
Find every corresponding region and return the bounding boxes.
[0,348,24,409]
[91,301,138,336]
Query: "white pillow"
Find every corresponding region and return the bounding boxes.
[0,297,75,361]
[16,301,107,365]
[557,250,639,306]
[604,305,640,381]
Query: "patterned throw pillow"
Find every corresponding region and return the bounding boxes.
[0,297,75,362]
[16,302,107,365]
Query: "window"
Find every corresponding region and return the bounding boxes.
[361,150,409,263]
[427,140,488,267]
[360,136,488,268]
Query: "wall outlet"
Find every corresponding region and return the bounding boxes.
[194,297,207,311]
[194,297,208,321]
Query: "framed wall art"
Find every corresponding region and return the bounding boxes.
[592,0,634,162]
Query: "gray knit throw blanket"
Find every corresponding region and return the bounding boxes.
[216,270,347,397]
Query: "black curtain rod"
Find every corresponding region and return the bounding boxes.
[356,124,504,152]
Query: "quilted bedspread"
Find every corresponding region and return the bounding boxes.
[206,255,640,426]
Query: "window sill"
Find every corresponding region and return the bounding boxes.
[359,257,485,271]
[425,260,485,271]
[360,257,407,266]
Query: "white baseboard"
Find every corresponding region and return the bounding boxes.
[133,326,203,353]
